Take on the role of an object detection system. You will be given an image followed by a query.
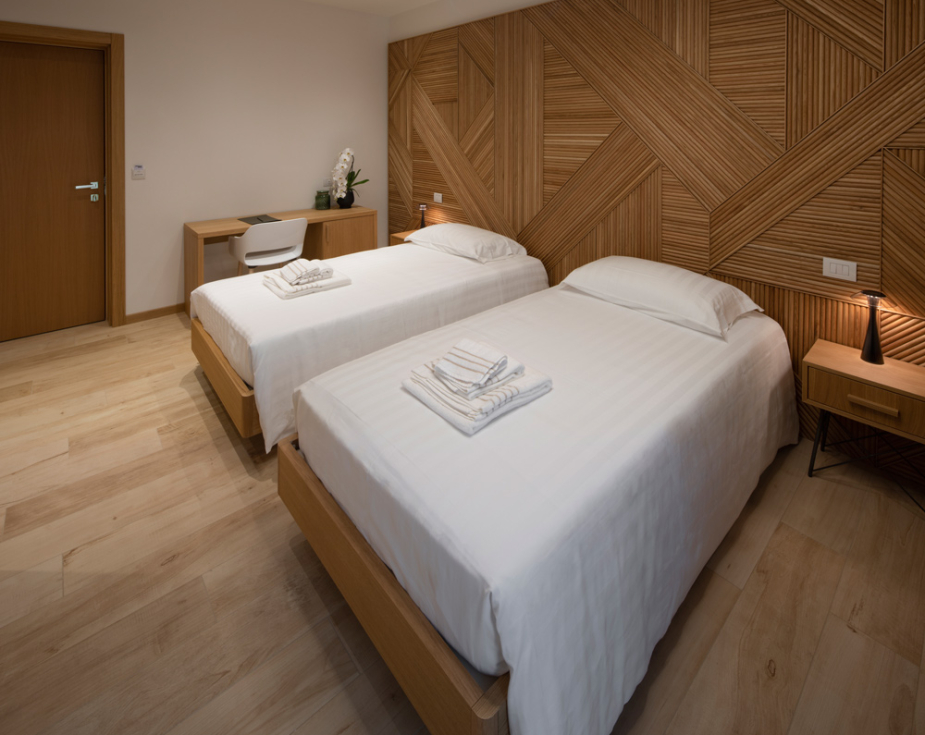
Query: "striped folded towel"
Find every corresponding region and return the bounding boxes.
[263,270,351,300]
[431,357,524,399]
[403,362,552,436]
[279,259,333,286]
[433,339,508,395]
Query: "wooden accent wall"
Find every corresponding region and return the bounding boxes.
[389,0,925,475]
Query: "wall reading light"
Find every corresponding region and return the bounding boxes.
[419,203,428,230]
[856,290,886,364]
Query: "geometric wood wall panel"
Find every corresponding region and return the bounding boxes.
[710,0,787,147]
[661,169,710,273]
[414,28,458,135]
[786,13,880,147]
[890,118,925,146]
[883,310,925,364]
[389,76,412,151]
[460,97,495,195]
[747,152,882,281]
[388,121,414,234]
[711,40,925,267]
[550,167,660,284]
[618,0,709,76]
[524,0,780,210]
[775,0,885,71]
[543,41,620,204]
[412,129,469,226]
[458,45,493,141]
[886,0,925,69]
[889,147,925,176]
[494,12,545,233]
[518,123,659,270]
[459,18,494,83]
[882,150,925,317]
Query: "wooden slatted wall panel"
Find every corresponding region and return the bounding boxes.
[786,13,880,147]
[543,41,619,204]
[388,0,925,450]
[709,0,787,147]
[886,0,925,68]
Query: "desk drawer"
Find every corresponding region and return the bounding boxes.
[806,367,925,441]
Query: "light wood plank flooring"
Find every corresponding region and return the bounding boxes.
[1,314,924,735]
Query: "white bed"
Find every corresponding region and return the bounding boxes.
[190,243,548,450]
[293,283,798,735]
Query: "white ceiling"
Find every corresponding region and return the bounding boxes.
[307,0,436,16]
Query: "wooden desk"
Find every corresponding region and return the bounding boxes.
[183,206,377,315]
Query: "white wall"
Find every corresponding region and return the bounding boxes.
[389,0,539,41]
[0,0,389,314]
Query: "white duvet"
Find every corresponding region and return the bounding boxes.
[294,285,798,735]
[190,244,548,451]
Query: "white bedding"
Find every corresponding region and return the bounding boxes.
[190,244,548,451]
[294,285,798,735]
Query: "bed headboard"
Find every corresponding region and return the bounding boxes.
[389,0,925,465]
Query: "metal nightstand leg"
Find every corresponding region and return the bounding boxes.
[808,410,831,477]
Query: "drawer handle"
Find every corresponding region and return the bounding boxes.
[847,394,900,418]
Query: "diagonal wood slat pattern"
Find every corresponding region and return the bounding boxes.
[786,13,880,147]
[518,123,659,270]
[459,96,495,195]
[458,45,493,141]
[523,0,780,211]
[890,118,925,146]
[882,151,925,316]
[543,41,620,204]
[458,18,494,84]
[775,0,885,71]
[711,40,925,267]
[710,0,787,147]
[885,0,925,68]
[889,147,925,176]
[661,169,710,274]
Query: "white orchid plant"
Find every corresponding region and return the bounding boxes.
[331,148,369,200]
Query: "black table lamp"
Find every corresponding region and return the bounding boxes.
[857,290,886,364]
[419,203,427,229]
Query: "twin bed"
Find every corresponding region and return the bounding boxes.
[191,229,798,735]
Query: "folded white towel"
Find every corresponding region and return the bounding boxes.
[433,339,508,394]
[279,259,333,286]
[403,362,552,435]
[431,357,524,399]
[263,270,351,299]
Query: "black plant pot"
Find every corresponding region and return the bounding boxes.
[336,191,355,209]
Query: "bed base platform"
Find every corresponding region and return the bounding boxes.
[278,435,510,735]
[190,318,261,438]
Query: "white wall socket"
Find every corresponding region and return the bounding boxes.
[822,256,857,282]
[433,192,443,203]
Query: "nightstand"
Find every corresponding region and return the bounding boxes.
[389,229,417,246]
[802,339,925,476]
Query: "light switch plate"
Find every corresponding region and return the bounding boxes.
[322,177,332,188]
[822,256,857,282]
[434,192,443,203]
[131,165,145,180]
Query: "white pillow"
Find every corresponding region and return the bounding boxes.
[406,223,527,263]
[562,256,762,338]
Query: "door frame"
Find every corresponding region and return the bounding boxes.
[0,21,126,327]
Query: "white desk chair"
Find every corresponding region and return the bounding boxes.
[229,218,308,275]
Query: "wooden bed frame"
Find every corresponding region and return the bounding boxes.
[190,318,261,438]
[278,435,511,735]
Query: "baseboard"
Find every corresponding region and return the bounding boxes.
[124,303,185,324]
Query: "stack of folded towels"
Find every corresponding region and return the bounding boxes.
[403,338,552,435]
[263,259,351,299]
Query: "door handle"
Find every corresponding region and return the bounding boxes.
[75,182,99,190]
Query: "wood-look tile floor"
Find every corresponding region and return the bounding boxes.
[1,314,924,735]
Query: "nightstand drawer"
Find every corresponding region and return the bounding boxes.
[806,367,925,441]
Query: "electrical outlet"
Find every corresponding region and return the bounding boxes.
[822,257,857,282]
[434,193,443,203]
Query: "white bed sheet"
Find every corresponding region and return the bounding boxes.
[190,244,548,451]
[294,285,798,735]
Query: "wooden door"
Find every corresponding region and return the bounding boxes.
[0,41,106,342]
